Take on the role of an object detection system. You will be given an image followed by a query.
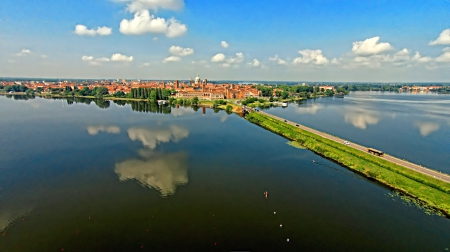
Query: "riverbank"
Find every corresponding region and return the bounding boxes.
[245,111,450,217]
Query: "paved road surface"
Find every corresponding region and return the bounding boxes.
[245,107,450,184]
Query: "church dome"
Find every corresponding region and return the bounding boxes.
[195,74,200,84]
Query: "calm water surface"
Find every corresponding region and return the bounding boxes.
[0,95,449,251]
[268,92,450,172]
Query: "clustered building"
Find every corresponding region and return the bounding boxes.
[2,74,261,100]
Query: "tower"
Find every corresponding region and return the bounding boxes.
[202,79,207,92]
[175,80,179,89]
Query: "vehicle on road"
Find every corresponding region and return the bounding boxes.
[367,148,384,156]
[284,119,287,122]
[295,124,299,127]
[344,141,350,145]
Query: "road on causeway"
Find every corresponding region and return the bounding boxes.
[246,107,450,184]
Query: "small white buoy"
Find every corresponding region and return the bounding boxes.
[287,238,290,242]
[274,212,276,215]
[280,224,283,228]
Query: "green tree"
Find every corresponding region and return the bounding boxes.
[192,96,199,105]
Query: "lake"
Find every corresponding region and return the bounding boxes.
[0,94,449,251]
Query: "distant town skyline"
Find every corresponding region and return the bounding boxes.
[1,0,450,82]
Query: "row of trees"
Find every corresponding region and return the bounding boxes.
[0,84,28,92]
[129,88,172,101]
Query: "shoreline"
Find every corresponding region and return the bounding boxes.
[245,111,450,217]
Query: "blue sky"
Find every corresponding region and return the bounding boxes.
[1,0,450,81]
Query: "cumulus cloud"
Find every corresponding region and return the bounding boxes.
[16,49,31,57]
[127,125,189,149]
[412,51,432,63]
[82,53,133,65]
[343,48,433,68]
[435,47,450,63]
[115,152,188,196]
[429,29,450,45]
[293,49,329,65]
[111,53,134,62]
[221,41,229,48]
[74,24,112,36]
[169,46,194,56]
[352,36,393,56]
[162,56,181,63]
[211,53,225,62]
[269,55,287,65]
[123,0,185,12]
[119,10,187,37]
[226,52,244,64]
[415,122,440,136]
[87,125,121,135]
[250,59,260,67]
[82,55,94,61]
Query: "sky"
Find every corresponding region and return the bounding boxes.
[0,0,450,82]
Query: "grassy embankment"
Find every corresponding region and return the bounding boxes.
[246,111,450,216]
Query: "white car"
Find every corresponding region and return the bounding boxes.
[344,141,350,145]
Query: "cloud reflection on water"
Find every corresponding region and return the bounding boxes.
[415,122,440,137]
[171,107,196,117]
[128,125,189,149]
[115,152,188,197]
[87,125,121,135]
[0,206,33,232]
[115,125,190,196]
[295,104,322,114]
[344,109,380,129]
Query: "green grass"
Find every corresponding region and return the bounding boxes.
[246,112,450,216]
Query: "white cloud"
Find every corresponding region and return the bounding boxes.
[82,55,94,61]
[251,59,260,67]
[166,18,187,38]
[96,26,113,36]
[74,25,112,36]
[87,125,121,135]
[119,10,187,38]
[211,53,225,62]
[124,0,185,12]
[162,56,181,63]
[169,46,194,56]
[222,63,230,68]
[111,53,134,62]
[82,54,132,64]
[226,52,244,64]
[415,122,440,136]
[412,52,432,63]
[221,41,229,48]
[429,29,450,45]
[435,47,450,62]
[293,49,329,65]
[96,57,111,62]
[331,58,340,65]
[41,55,47,59]
[269,55,287,65]
[352,36,393,56]
[16,49,31,57]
